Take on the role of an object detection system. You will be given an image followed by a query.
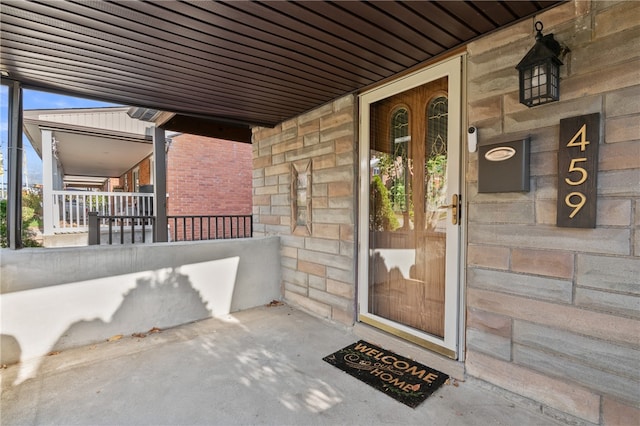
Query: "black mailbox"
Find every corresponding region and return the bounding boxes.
[478,137,530,193]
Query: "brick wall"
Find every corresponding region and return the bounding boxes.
[120,157,152,190]
[118,134,252,216]
[139,157,151,186]
[252,96,357,325]
[166,134,253,216]
[465,1,639,424]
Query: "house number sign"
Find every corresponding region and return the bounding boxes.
[557,113,600,228]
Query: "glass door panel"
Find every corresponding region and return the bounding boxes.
[368,78,448,338]
[359,57,462,357]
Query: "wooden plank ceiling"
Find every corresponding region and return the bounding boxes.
[1,0,562,130]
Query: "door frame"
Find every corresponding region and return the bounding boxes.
[357,55,464,359]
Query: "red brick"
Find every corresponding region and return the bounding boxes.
[169,135,252,215]
[121,134,253,215]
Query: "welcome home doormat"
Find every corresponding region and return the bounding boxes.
[323,340,448,408]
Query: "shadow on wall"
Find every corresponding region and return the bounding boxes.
[0,257,241,385]
[51,268,212,352]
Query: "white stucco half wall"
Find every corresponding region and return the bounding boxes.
[0,237,281,384]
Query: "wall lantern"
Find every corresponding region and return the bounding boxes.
[516,21,565,107]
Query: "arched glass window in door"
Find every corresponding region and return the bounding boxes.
[390,108,409,215]
[425,96,448,230]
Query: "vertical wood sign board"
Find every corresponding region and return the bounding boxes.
[557,113,600,228]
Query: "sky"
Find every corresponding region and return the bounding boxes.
[0,85,120,185]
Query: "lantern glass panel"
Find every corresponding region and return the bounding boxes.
[520,59,559,107]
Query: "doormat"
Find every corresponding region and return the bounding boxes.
[323,340,448,408]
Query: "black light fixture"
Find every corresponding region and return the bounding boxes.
[516,21,565,107]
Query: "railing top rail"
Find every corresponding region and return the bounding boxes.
[52,190,153,196]
[91,214,155,219]
[168,214,251,218]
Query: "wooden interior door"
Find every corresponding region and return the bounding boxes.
[368,77,450,338]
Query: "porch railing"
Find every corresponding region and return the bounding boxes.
[168,215,252,241]
[88,213,155,245]
[88,213,253,245]
[50,190,153,233]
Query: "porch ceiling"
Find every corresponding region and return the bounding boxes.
[22,109,154,180]
[1,1,562,130]
[25,127,152,179]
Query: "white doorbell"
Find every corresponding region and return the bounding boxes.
[468,126,478,152]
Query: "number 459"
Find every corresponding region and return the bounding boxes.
[565,158,588,186]
[565,192,586,218]
[567,124,589,151]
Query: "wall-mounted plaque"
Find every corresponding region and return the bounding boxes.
[557,113,600,228]
[291,160,312,235]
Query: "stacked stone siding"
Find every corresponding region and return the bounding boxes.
[250,1,638,423]
[252,96,357,325]
[466,1,639,424]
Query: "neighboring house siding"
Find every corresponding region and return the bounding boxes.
[139,158,151,187]
[35,107,152,135]
[251,1,639,424]
[121,158,152,191]
[166,134,253,216]
[252,96,357,325]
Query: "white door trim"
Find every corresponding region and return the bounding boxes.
[357,55,463,359]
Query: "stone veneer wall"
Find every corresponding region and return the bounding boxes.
[252,96,357,325]
[251,2,638,423]
[465,1,639,424]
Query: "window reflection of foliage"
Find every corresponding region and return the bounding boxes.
[371,151,410,225]
[391,182,405,212]
[370,175,399,231]
[425,153,446,210]
[375,152,395,178]
[391,108,409,214]
[425,96,448,230]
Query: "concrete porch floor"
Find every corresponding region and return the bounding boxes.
[1,304,566,425]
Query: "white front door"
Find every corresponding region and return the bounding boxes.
[358,56,463,359]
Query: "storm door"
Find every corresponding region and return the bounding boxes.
[358,57,462,358]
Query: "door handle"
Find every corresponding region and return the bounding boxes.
[441,194,459,225]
